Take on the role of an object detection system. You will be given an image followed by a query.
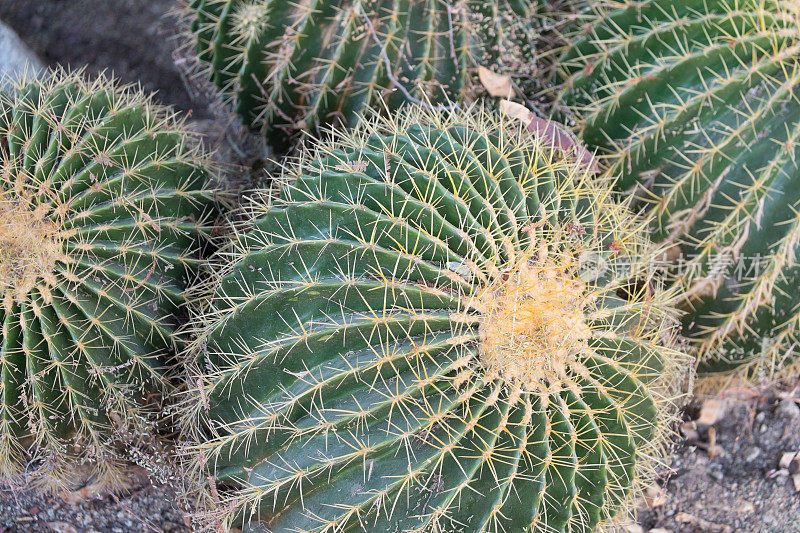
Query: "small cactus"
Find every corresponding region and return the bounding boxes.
[183,0,538,149]
[0,71,218,487]
[183,105,689,532]
[557,0,800,387]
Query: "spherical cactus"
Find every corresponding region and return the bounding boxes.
[0,71,219,487]
[182,0,538,149]
[557,0,800,387]
[183,105,689,532]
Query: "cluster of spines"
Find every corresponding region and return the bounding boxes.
[0,70,218,488]
[180,105,689,532]
[557,0,800,387]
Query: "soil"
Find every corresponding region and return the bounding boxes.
[635,384,800,533]
[0,0,204,116]
[0,480,188,533]
[0,1,799,532]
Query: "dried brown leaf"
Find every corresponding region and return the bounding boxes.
[696,397,727,426]
[779,451,799,471]
[645,484,668,507]
[500,100,599,174]
[478,66,513,98]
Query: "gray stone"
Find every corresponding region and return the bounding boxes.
[745,446,762,463]
[0,20,43,91]
[776,398,800,420]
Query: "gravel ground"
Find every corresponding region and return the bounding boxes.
[1,387,797,532]
[0,479,188,533]
[1,1,799,532]
[635,384,800,533]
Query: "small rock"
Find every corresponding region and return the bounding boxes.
[737,501,755,513]
[710,469,724,482]
[0,21,43,90]
[644,484,668,507]
[47,523,78,533]
[776,398,800,419]
[745,446,761,462]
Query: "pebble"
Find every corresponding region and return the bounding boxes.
[745,447,762,462]
[777,398,800,419]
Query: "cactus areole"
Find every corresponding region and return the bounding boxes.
[0,72,218,486]
[186,106,687,532]
[558,0,800,385]
[184,0,537,148]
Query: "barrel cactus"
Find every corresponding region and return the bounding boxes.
[182,0,538,149]
[0,71,218,487]
[183,105,688,532]
[557,0,800,387]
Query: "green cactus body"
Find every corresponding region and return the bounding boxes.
[558,0,800,385]
[0,72,218,486]
[185,106,687,532]
[185,0,537,148]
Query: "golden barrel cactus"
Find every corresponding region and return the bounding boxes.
[183,0,539,149]
[0,71,219,487]
[182,105,690,532]
[558,0,800,386]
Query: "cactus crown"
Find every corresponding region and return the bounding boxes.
[182,105,689,532]
[475,251,592,390]
[0,70,218,488]
[182,0,538,148]
[558,0,800,387]
[0,191,67,310]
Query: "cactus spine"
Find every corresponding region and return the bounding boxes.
[558,0,800,387]
[0,71,218,487]
[184,0,538,148]
[183,105,689,532]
